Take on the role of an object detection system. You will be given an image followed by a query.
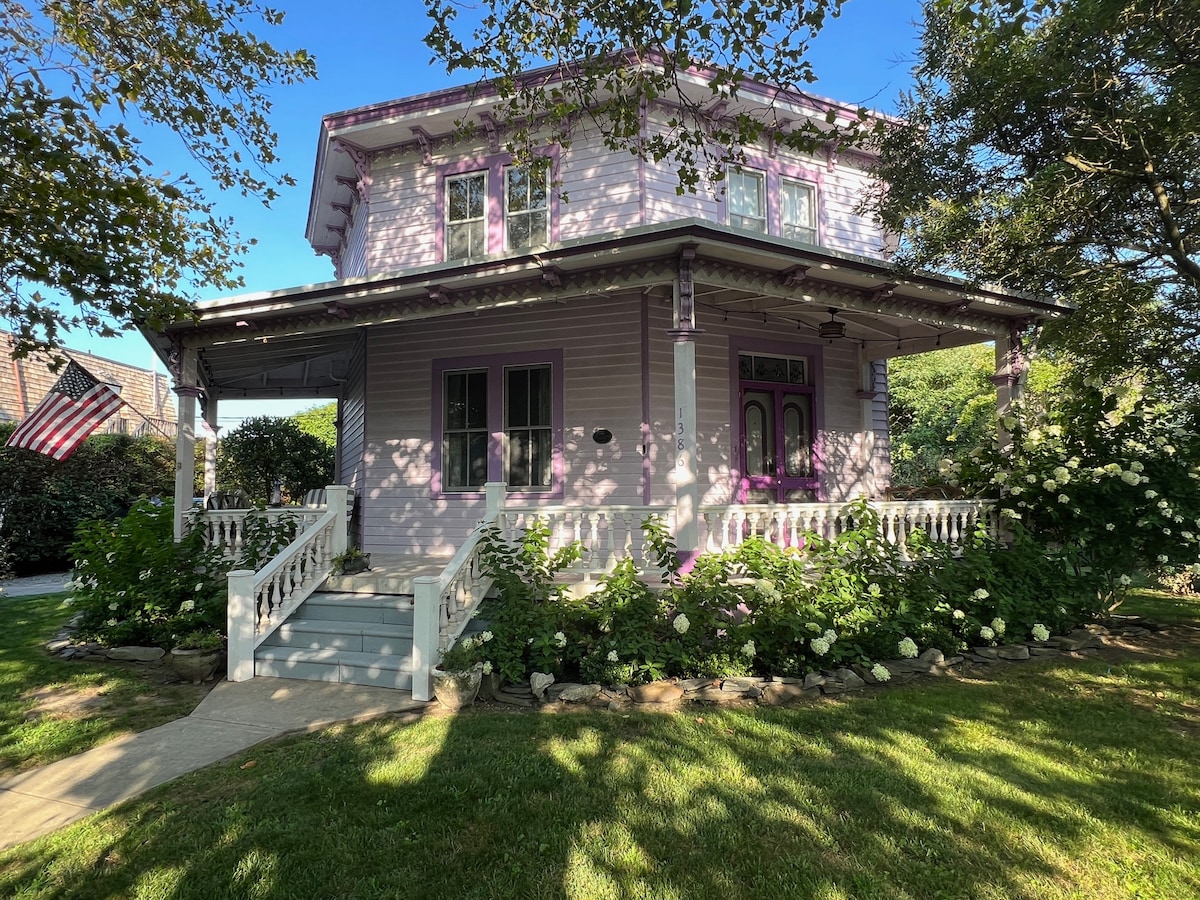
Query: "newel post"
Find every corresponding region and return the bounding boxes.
[411,575,440,702]
[227,569,256,682]
[325,484,350,558]
[485,481,506,519]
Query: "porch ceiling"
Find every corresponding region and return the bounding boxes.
[148,220,1070,395]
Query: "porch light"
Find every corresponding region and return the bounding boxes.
[818,307,845,340]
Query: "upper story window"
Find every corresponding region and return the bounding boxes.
[446,172,488,261]
[725,161,821,244]
[728,168,767,233]
[781,178,817,244]
[438,150,559,262]
[505,165,549,250]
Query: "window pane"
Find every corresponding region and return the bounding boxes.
[789,359,807,385]
[782,179,816,242]
[532,428,552,487]
[468,433,488,486]
[729,169,765,232]
[506,368,529,427]
[447,223,470,260]
[508,214,532,250]
[745,402,766,476]
[466,174,485,218]
[754,356,788,383]
[530,366,551,425]
[507,168,529,212]
[738,354,754,380]
[528,210,547,245]
[445,372,467,429]
[507,430,530,488]
[783,396,812,477]
[466,371,487,428]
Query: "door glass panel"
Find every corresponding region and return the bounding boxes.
[783,394,812,477]
[743,391,774,477]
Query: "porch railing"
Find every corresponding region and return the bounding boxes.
[225,486,351,682]
[411,484,503,702]
[195,507,327,560]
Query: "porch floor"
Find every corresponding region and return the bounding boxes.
[322,554,451,596]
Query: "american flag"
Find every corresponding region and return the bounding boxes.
[5,360,124,461]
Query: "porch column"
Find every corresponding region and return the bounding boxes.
[170,344,199,541]
[670,245,703,565]
[991,324,1027,452]
[201,395,219,502]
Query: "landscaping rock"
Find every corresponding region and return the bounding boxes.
[1029,646,1061,657]
[917,648,945,666]
[1084,624,1110,636]
[677,677,715,693]
[996,644,1031,661]
[691,686,745,703]
[491,692,535,707]
[1058,630,1104,651]
[107,646,166,662]
[760,683,814,705]
[821,681,847,695]
[629,682,684,704]
[556,684,602,703]
[803,673,826,690]
[973,646,1000,659]
[721,677,767,692]
[530,672,555,700]
[831,668,866,690]
[45,639,71,652]
[768,676,805,684]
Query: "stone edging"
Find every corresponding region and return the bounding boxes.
[481,616,1164,710]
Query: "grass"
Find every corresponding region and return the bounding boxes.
[0,593,212,778]
[1,595,1199,898]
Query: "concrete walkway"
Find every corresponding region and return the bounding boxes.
[0,571,71,598]
[0,678,427,851]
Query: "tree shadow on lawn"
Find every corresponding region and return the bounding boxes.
[2,653,1199,899]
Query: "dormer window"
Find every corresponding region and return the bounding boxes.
[505,165,549,250]
[446,172,488,260]
[728,168,767,233]
[781,178,817,244]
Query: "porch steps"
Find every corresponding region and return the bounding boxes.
[253,591,417,690]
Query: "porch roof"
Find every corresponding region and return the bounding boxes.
[145,219,1071,400]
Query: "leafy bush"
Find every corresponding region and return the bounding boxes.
[0,424,174,576]
[69,500,228,648]
[217,416,333,504]
[459,501,1101,687]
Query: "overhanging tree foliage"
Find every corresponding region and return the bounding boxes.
[422,0,868,194]
[0,1,314,360]
[868,0,1200,385]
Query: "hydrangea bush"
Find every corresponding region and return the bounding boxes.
[69,499,228,648]
[956,379,1200,603]
[460,500,1101,686]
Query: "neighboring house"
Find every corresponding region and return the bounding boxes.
[1,331,175,438]
[147,63,1068,562]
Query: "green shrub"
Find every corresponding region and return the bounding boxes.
[69,500,228,648]
[0,424,174,576]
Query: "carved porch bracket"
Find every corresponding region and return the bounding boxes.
[411,126,434,165]
[332,139,372,203]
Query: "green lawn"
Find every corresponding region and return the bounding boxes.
[0,593,212,777]
[2,594,1199,899]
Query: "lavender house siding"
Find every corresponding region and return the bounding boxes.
[337,332,368,498]
[368,149,440,269]
[359,295,646,557]
[341,205,370,278]
[557,133,642,241]
[820,158,888,259]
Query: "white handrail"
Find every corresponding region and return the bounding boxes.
[226,486,350,682]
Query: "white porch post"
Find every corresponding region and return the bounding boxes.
[992,325,1027,451]
[202,395,219,502]
[170,344,199,541]
[411,576,439,702]
[670,245,703,564]
[227,569,256,682]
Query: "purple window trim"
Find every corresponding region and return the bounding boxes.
[434,148,561,262]
[717,154,826,246]
[727,336,825,503]
[430,348,566,501]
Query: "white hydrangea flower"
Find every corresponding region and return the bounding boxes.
[195,583,204,592]
[992,471,1009,485]
[482,661,493,675]
[1130,460,1145,472]
[1031,624,1050,642]
[897,637,919,658]
[1043,479,1057,491]
[108,602,119,611]
[672,614,690,635]
[1058,494,1070,504]
[553,631,567,648]
[871,663,891,682]
[607,650,619,663]
[1118,574,1132,586]
[1158,554,1169,564]
[823,629,838,644]
[810,637,831,656]
[1120,471,1141,485]
[179,599,195,613]
[1026,474,1038,484]
[740,640,756,658]
[1053,466,1070,482]
[979,626,996,641]
[991,617,1006,636]
[1105,523,1115,531]
[952,609,965,620]
[480,631,494,642]
[106,618,118,627]
[973,588,989,600]
[1145,489,1159,499]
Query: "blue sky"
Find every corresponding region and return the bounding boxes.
[65,0,925,424]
